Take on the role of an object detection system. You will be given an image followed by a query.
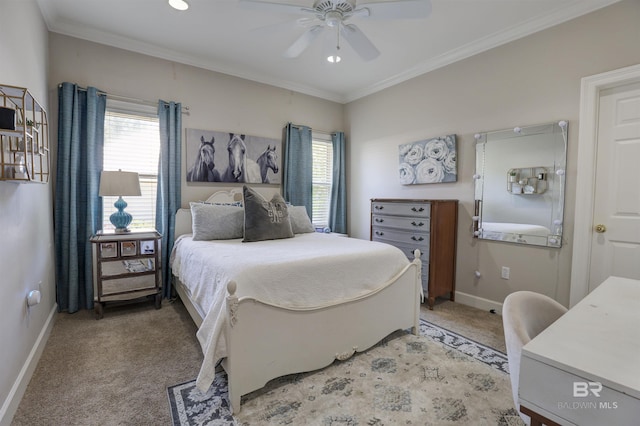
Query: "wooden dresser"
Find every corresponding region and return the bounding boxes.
[370,199,458,309]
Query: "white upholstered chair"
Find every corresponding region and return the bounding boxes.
[502,291,568,425]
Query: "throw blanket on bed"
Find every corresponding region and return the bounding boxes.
[170,233,411,391]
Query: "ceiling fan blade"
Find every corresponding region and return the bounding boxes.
[357,0,432,20]
[249,16,320,37]
[340,24,380,61]
[238,0,313,15]
[283,25,324,58]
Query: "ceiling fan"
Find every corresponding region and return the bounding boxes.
[240,0,432,62]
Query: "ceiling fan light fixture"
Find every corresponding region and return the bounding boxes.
[325,12,342,28]
[168,0,189,11]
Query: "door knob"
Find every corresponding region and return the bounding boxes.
[595,224,606,233]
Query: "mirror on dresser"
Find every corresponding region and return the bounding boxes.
[473,121,567,247]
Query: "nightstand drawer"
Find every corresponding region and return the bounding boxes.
[101,259,156,277]
[372,201,430,217]
[372,214,430,231]
[102,274,157,295]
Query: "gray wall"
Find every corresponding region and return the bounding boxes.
[345,0,640,309]
[0,1,54,424]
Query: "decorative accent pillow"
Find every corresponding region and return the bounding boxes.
[190,202,244,241]
[242,186,294,242]
[288,205,315,234]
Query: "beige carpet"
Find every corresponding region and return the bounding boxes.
[423,299,506,354]
[11,298,508,425]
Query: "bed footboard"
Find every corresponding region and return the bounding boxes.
[222,252,422,413]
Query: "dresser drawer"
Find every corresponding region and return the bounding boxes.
[372,214,430,231]
[372,236,430,260]
[372,201,430,218]
[373,237,430,293]
[372,227,430,247]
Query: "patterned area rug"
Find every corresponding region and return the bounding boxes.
[167,319,524,425]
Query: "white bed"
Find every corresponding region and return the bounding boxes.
[171,189,422,413]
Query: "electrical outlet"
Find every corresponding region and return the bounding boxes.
[501,266,510,279]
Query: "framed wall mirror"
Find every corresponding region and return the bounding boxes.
[474,121,567,247]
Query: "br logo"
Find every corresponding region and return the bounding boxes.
[573,382,602,397]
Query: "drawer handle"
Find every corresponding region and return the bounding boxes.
[411,221,424,227]
[411,236,424,242]
[375,231,384,236]
[375,205,384,210]
[411,207,425,212]
[375,218,384,223]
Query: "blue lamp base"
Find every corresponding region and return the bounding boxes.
[110,196,133,233]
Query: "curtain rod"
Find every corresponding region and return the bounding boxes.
[288,123,339,135]
[58,84,190,115]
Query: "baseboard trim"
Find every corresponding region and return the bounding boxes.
[0,303,57,426]
[454,291,503,315]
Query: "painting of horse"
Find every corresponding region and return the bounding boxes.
[256,145,278,184]
[186,136,221,182]
[185,128,281,184]
[221,133,261,183]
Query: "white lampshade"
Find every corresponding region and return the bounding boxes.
[99,170,141,197]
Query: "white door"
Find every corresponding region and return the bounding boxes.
[588,82,640,292]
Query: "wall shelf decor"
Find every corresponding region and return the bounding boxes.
[0,84,49,183]
[507,167,548,194]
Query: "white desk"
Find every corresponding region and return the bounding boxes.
[518,276,640,426]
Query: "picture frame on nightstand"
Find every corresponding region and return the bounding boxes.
[140,240,155,254]
[121,241,137,256]
[100,242,117,258]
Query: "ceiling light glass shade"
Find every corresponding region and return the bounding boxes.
[168,0,189,11]
[99,170,141,233]
[327,54,341,63]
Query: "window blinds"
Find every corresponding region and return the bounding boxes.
[312,133,333,227]
[102,105,160,231]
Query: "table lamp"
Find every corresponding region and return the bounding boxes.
[99,170,141,233]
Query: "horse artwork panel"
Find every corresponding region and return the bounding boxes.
[256,145,279,184]
[186,136,221,182]
[221,133,261,183]
[185,129,281,184]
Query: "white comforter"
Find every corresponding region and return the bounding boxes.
[170,232,411,391]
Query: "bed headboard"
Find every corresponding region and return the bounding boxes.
[175,188,244,238]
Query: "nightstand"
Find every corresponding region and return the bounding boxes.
[90,229,162,319]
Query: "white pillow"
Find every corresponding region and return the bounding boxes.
[190,202,244,240]
[288,205,315,234]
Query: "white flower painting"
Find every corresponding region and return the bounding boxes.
[399,135,457,185]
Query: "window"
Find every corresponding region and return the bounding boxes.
[311,132,334,228]
[102,100,160,231]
